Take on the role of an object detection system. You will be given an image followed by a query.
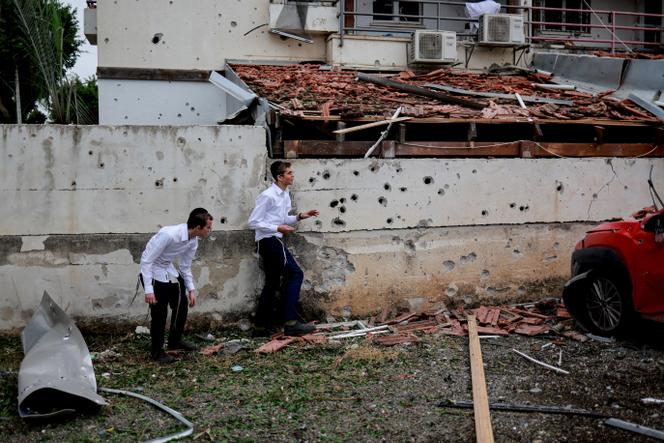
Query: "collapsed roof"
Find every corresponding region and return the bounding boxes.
[232,63,658,122]
[226,60,663,158]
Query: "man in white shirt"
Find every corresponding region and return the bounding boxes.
[248,161,319,336]
[140,208,213,363]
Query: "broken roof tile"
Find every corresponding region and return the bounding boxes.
[231,63,659,122]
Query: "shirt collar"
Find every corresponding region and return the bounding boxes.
[178,223,189,242]
[270,183,287,195]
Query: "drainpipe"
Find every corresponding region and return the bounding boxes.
[15,65,22,124]
[339,0,344,47]
[611,11,616,54]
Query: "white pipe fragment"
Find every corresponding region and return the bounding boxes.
[515,93,527,109]
[642,397,664,405]
[512,349,570,375]
[328,325,390,339]
[364,107,401,158]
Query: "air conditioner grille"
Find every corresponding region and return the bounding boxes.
[487,15,511,42]
[418,33,443,59]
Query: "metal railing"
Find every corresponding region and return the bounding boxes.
[339,0,522,43]
[529,5,663,53]
[337,0,663,53]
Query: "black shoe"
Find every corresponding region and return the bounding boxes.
[284,322,315,337]
[167,340,197,352]
[152,351,176,364]
[252,326,271,338]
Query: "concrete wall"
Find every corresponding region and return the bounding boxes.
[98,80,227,126]
[0,125,266,234]
[1,125,662,330]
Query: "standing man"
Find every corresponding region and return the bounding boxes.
[140,208,213,363]
[248,161,319,336]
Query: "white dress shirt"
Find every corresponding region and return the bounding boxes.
[248,183,298,241]
[140,223,198,294]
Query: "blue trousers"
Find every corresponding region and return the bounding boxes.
[256,236,304,326]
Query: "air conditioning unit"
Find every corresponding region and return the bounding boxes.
[479,14,525,45]
[408,30,457,64]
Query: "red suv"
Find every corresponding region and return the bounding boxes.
[563,167,664,336]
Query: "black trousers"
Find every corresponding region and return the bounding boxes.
[150,275,188,357]
[255,236,304,327]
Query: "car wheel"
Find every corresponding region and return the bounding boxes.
[583,275,631,336]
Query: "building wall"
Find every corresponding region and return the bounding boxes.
[96,0,327,70]
[1,125,662,330]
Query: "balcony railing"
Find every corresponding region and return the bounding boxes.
[336,0,663,53]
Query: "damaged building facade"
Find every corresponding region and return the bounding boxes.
[0,0,662,330]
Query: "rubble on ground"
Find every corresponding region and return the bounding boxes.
[250,299,587,354]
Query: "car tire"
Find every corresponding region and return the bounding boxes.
[580,273,633,336]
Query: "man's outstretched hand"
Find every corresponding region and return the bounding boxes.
[299,209,319,220]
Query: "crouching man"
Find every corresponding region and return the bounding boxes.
[140,208,213,363]
[248,161,319,336]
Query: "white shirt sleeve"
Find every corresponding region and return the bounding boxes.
[179,240,197,292]
[248,193,279,233]
[140,231,170,294]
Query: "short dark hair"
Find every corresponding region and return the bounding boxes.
[270,161,291,180]
[187,208,213,229]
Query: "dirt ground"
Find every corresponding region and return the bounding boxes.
[0,319,662,442]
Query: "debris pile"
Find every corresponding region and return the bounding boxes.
[232,64,658,121]
[250,299,587,354]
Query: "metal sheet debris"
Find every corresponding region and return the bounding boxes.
[18,292,107,418]
[628,94,664,122]
[532,53,624,95]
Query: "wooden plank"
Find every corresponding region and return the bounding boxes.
[333,117,413,134]
[468,315,495,443]
[283,140,664,158]
[284,140,370,157]
[357,72,486,109]
[530,143,663,157]
[285,140,520,156]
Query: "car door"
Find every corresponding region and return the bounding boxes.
[632,212,664,315]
